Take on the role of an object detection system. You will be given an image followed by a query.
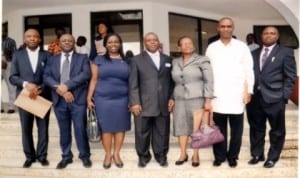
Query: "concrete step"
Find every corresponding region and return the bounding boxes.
[0,159,297,178]
[0,102,297,178]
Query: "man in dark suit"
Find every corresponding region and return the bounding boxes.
[129,32,174,168]
[44,34,92,169]
[10,29,51,168]
[246,26,297,168]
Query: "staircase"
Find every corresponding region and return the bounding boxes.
[0,102,297,178]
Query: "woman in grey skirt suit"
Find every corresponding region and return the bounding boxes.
[171,36,214,167]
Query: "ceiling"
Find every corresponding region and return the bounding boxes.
[3,0,284,21]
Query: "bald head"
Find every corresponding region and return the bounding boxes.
[217,17,234,41]
[144,32,160,53]
[24,28,41,50]
[59,33,75,53]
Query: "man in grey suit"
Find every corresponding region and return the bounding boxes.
[10,29,51,168]
[129,32,174,168]
[246,26,296,168]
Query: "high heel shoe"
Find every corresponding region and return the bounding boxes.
[113,155,124,168]
[175,155,188,165]
[192,156,200,167]
[103,155,112,169]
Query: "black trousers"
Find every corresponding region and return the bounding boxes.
[212,112,244,161]
[134,114,170,162]
[246,92,286,161]
[18,107,50,161]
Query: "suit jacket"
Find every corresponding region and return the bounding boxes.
[252,44,297,103]
[129,51,174,117]
[171,53,214,100]
[43,52,91,106]
[9,48,51,100]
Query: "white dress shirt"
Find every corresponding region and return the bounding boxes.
[206,38,254,114]
[26,46,40,73]
[22,47,40,88]
[146,50,160,70]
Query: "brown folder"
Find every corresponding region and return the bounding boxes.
[14,89,52,118]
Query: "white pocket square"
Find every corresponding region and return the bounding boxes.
[271,57,276,62]
[165,63,171,67]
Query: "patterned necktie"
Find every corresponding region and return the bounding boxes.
[61,53,70,83]
[261,48,269,70]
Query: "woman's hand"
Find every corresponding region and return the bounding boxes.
[87,99,95,110]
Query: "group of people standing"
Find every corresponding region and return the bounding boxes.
[6,16,296,171]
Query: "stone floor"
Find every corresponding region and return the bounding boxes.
[0,102,298,178]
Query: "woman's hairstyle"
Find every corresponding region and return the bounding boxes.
[177,36,194,46]
[97,21,114,35]
[103,33,125,61]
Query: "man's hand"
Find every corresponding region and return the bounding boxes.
[243,93,252,104]
[25,83,40,99]
[55,84,69,96]
[131,105,142,117]
[63,91,74,103]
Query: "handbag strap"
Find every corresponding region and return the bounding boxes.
[88,109,97,122]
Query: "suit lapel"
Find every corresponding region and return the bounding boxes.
[183,53,198,67]
[35,51,44,75]
[261,44,279,71]
[21,49,35,74]
[143,51,159,71]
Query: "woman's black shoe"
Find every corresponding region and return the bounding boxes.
[175,155,188,165]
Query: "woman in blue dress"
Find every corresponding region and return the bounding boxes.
[87,33,130,169]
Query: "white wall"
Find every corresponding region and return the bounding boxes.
[2,1,290,56]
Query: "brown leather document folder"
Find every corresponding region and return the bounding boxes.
[14,89,52,118]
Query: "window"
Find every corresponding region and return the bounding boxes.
[90,10,143,55]
[169,13,217,57]
[24,14,72,50]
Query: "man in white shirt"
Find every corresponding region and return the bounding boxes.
[9,29,51,168]
[205,17,254,168]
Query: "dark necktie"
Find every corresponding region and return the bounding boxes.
[61,53,70,83]
[261,48,269,70]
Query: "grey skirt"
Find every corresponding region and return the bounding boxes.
[173,98,204,136]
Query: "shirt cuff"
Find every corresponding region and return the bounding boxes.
[23,81,28,88]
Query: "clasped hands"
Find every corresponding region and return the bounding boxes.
[25,83,42,99]
[55,84,74,103]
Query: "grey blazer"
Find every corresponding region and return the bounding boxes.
[129,51,174,117]
[171,53,214,100]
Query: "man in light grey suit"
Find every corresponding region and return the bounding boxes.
[129,32,174,168]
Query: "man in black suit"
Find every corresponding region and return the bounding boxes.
[44,34,92,169]
[246,26,297,168]
[129,32,174,168]
[10,29,51,168]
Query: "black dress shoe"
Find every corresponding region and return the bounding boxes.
[23,160,35,168]
[175,155,188,165]
[38,159,49,166]
[248,156,265,165]
[56,159,73,169]
[159,160,168,167]
[1,109,4,113]
[213,160,223,167]
[228,159,237,167]
[113,155,124,168]
[263,160,276,168]
[138,156,151,168]
[82,158,92,168]
[7,109,15,114]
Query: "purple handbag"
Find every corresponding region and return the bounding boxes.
[190,125,224,148]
